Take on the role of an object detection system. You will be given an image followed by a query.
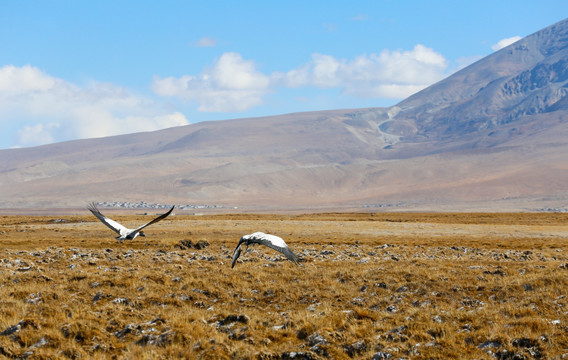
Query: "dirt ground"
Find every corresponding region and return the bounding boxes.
[0,212,567,359]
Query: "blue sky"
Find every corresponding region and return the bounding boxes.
[0,1,566,149]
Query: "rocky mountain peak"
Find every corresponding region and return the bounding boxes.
[383,18,568,143]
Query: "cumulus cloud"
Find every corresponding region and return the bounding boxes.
[17,123,60,147]
[0,65,189,148]
[281,44,448,98]
[153,52,271,112]
[0,65,58,94]
[153,45,449,111]
[492,36,522,51]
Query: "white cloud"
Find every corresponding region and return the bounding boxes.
[0,65,57,94]
[17,122,60,147]
[195,37,216,47]
[492,36,522,51]
[284,54,342,88]
[0,65,189,148]
[152,52,271,112]
[153,46,449,110]
[281,44,448,98]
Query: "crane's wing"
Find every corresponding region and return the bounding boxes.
[248,232,299,264]
[231,243,243,268]
[87,202,128,235]
[132,205,175,232]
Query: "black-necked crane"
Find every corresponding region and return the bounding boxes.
[231,232,298,268]
[87,202,174,241]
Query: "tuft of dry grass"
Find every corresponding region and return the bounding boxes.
[0,212,567,359]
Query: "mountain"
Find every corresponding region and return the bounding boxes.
[1,19,568,212]
[385,18,568,146]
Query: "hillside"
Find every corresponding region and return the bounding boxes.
[1,19,567,212]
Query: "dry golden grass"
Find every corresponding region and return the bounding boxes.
[0,212,567,359]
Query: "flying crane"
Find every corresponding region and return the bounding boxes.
[231,232,299,268]
[87,202,174,241]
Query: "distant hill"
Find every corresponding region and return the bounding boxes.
[1,19,567,212]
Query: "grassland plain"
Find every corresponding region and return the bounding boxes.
[0,212,567,359]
